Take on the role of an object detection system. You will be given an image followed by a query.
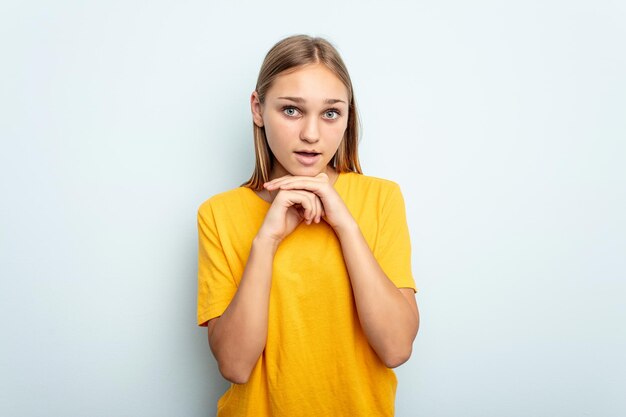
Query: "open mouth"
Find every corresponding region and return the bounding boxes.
[294,151,321,166]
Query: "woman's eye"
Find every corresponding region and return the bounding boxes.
[283,107,300,117]
[324,110,340,120]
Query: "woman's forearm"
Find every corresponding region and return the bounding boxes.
[208,236,278,384]
[335,221,419,368]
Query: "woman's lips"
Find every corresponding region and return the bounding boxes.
[294,151,321,166]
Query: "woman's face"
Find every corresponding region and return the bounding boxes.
[251,63,350,179]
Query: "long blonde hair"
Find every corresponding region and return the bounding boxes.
[242,34,362,190]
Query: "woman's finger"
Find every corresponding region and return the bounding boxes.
[268,180,327,197]
[287,190,316,224]
[265,175,325,190]
[296,189,321,225]
[312,193,321,225]
[274,188,325,226]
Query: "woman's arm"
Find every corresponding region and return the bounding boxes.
[207,189,324,384]
[334,221,419,368]
[207,235,277,384]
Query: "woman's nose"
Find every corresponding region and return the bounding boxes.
[300,116,320,143]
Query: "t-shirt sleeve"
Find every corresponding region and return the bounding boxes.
[375,183,418,292]
[197,202,238,326]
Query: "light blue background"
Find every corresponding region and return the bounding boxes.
[1,1,624,416]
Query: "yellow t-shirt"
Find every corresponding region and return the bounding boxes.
[197,172,416,417]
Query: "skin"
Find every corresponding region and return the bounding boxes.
[207,63,420,384]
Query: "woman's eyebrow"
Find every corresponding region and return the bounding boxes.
[276,96,347,104]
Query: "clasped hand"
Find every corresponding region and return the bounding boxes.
[256,173,354,243]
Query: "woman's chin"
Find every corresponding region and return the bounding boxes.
[286,167,324,177]
[272,161,334,178]
[288,164,336,177]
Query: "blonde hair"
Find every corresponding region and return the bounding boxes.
[242,34,362,190]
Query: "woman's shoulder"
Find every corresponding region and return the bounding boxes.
[197,186,258,215]
[340,171,402,193]
[338,172,406,210]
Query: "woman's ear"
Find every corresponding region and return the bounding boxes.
[250,91,264,128]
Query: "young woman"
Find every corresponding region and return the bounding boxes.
[197,34,420,416]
